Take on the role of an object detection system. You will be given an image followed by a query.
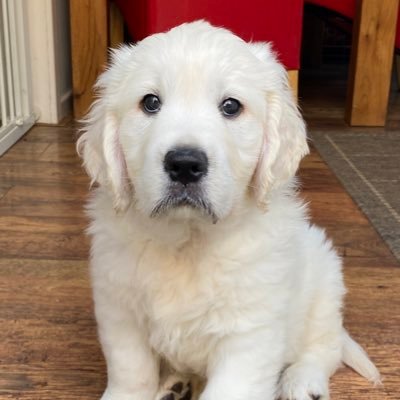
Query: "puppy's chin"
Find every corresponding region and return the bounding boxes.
[163,205,211,223]
[150,184,218,224]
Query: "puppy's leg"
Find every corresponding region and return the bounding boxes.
[94,289,159,400]
[200,328,285,400]
[278,315,342,400]
[279,259,344,400]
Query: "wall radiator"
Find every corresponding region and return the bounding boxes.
[0,0,35,156]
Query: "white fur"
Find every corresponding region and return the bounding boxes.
[78,21,380,400]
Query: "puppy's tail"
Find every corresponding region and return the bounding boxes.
[342,330,381,385]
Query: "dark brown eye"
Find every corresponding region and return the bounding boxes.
[142,94,161,114]
[220,98,242,117]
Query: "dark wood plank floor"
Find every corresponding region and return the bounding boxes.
[1,89,399,399]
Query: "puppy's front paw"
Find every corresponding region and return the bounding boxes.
[278,362,329,400]
[155,374,192,400]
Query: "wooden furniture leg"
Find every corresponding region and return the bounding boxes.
[70,0,108,119]
[288,70,299,100]
[345,0,399,126]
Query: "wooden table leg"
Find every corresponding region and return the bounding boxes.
[288,70,299,100]
[70,0,108,119]
[345,0,399,126]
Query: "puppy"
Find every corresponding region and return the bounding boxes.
[78,21,380,400]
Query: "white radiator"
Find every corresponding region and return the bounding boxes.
[0,0,35,156]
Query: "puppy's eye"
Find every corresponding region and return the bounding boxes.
[141,94,161,114]
[220,98,242,117]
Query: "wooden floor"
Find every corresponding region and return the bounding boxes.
[0,90,399,399]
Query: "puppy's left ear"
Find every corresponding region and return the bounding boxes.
[249,43,309,208]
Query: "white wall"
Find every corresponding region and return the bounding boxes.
[26,0,72,124]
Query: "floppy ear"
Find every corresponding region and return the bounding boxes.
[77,97,132,213]
[249,42,309,208]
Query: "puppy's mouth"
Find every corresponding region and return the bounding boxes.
[150,183,217,223]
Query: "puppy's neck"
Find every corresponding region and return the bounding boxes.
[136,212,214,250]
[129,200,261,255]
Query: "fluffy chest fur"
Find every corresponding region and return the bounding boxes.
[89,192,301,375]
[140,244,287,374]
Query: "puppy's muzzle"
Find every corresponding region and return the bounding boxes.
[151,147,217,222]
[164,147,208,185]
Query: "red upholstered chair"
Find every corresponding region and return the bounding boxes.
[113,0,304,96]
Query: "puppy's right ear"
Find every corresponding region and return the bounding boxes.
[77,45,138,213]
[77,97,131,213]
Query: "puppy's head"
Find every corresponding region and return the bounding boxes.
[78,21,308,222]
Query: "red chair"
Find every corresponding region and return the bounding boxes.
[113,0,304,96]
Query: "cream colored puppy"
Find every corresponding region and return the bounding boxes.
[78,21,380,400]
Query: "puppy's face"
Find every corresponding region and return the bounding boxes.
[78,21,308,222]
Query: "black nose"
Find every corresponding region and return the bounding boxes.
[164,147,208,185]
